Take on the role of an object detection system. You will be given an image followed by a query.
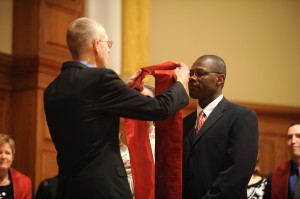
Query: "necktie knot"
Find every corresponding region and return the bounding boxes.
[195,111,206,134]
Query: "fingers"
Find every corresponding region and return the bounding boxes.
[126,69,142,87]
[174,62,190,87]
[133,69,142,78]
[173,68,179,80]
[177,62,189,70]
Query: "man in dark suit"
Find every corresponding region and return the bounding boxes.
[43,17,189,199]
[182,55,259,198]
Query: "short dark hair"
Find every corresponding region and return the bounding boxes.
[289,122,300,128]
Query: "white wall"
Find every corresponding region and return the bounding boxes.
[85,0,122,74]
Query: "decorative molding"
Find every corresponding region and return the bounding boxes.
[11,56,61,91]
[39,0,80,62]
[0,52,12,73]
[184,99,300,119]
[44,0,83,11]
[237,101,300,118]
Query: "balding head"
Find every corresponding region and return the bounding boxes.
[193,55,227,78]
[66,17,106,60]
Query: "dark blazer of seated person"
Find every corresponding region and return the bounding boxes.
[35,175,58,199]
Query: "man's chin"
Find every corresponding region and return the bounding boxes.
[188,93,199,100]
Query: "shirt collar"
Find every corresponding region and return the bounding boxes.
[197,94,224,117]
[79,61,94,68]
[291,160,300,174]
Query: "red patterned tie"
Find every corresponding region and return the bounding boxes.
[195,111,206,134]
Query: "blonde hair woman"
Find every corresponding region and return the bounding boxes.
[0,133,32,199]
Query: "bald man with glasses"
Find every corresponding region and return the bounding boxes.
[183,55,259,199]
[44,17,190,199]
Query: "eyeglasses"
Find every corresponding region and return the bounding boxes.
[98,40,113,49]
[189,69,223,78]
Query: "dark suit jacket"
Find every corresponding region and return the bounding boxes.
[43,61,188,199]
[35,175,58,199]
[182,97,258,199]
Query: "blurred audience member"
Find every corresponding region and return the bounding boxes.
[247,159,267,199]
[264,122,300,199]
[0,133,32,199]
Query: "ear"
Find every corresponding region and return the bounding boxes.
[93,40,100,54]
[216,74,225,87]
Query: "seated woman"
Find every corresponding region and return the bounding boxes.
[0,133,32,199]
[247,158,267,199]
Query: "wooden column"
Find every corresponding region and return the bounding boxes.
[12,0,84,191]
[121,0,149,81]
[0,53,13,136]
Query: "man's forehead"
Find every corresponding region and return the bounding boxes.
[287,124,300,134]
[192,59,214,69]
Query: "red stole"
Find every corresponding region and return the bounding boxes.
[271,161,290,199]
[125,62,183,199]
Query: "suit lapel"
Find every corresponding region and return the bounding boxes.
[192,98,229,145]
[185,112,197,145]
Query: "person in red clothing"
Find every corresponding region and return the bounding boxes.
[0,133,32,199]
[264,122,300,199]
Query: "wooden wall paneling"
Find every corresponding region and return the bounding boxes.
[12,0,85,192]
[35,89,58,189]
[258,135,276,176]
[258,133,289,177]
[232,102,300,176]
[0,52,13,145]
[44,0,84,11]
[0,53,13,91]
[41,151,58,179]
[39,0,83,62]
[13,0,39,63]
[11,89,37,182]
[0,91,11,135]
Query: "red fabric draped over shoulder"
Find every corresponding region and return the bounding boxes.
[271,161,290,199]
[125,62,183,199]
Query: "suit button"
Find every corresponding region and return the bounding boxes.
[189,172,193,178]
[181,98,188,105]
[190,148,196,156]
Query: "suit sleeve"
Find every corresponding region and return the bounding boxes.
[96,68,189,121]
[35,180,51,199]
[203,109,259,198]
